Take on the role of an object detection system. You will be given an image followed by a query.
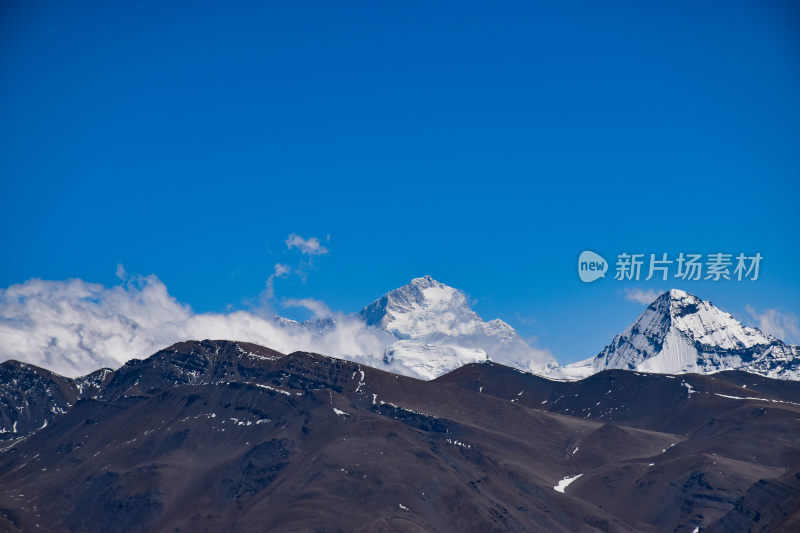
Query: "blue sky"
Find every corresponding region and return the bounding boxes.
[1,1,799,363]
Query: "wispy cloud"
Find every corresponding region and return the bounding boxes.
[263,263,291,301]
[262,232,331,302]
[624,288,661,305]
[745,305,800,344]
[279,233,329,286]
[286,233,329,256]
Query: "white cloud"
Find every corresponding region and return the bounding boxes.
[745,305,800,344]
[283,297,331,319]
[624,288,661,305]
[285,233,329,256]
[0,275,393,377]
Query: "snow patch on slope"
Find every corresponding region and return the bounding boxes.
[554,474,583,493]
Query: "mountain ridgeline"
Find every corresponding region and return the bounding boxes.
[1,340,799,532]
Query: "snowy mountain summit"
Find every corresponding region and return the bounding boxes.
[361,275,513,342]
[359,276,556,379]
[562,289,800,380]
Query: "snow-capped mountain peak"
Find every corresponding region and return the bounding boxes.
[359,276,555,379]
[361,275,497,340]
[562,289,799,379]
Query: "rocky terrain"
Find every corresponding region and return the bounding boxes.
[0,340,798,532]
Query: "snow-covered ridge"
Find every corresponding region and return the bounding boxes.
[666,289,771,349]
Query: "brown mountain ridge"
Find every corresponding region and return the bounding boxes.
[0,340,798,532]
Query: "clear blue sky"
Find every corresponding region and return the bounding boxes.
[2,1,799,362]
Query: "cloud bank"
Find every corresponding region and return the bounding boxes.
[0,275,393,377]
